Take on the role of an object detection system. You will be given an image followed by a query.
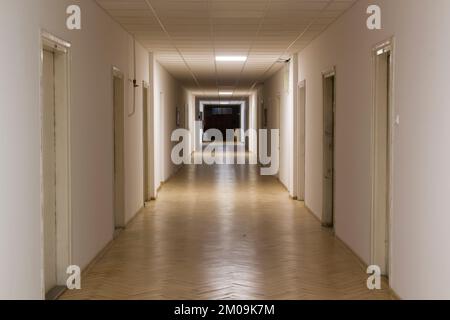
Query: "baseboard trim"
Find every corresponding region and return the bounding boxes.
[303,204,398,299]
[57,237,115,299]
[334,234,398,300]
[321,222,334,228]
[125,205,145,226]
[81,240,114,279]
[45,286,66,301]
[276,177,293,197]
[304,204,322,224]
[334,234,369,271]
[156,165,184,193]
[390,288,401,300]
[57,206,145,300]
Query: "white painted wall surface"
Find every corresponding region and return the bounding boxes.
[125,38,150,224]
[0,0,123,299]
[249,91,258,155]
[187,91,196,155]
[264,64,294,192]
[0,0,183,299]
[153,60,186,184]
[1,1,45,299]
[298,0,450,299]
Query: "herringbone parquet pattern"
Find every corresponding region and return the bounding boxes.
[61,161,394,300]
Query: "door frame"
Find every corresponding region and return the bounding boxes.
[112,66,126,232]
[39,31,72,299]
[370,38,395,277]
[321,67,336,228]
[296,80,306,201]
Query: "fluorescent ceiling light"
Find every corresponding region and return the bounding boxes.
[219,91,233,95]
[216,56,247,62]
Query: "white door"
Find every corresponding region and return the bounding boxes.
[143,86,150,203]
[159,92,164,184]
[42,50,57,293]
[276,95,281,173]
[297,85,306,201]
[373,49,391,276]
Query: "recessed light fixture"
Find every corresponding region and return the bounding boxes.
[219,91,233,95]
[216,56,247,62]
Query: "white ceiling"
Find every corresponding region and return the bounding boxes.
[96,0,357,96]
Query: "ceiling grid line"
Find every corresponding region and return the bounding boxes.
[207,0,221,99]
[143,0,204,93]
[96,0,359,95]
[231,0,273,98]
[253,0,337,87]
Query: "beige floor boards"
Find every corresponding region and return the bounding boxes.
[61,160,393,300]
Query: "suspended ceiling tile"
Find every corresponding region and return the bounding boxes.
[96,0,358,94]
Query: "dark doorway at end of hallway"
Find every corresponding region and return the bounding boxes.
[203,105,241,140]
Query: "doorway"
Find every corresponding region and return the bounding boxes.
[372,41,393,276]
[159,92,165,186]
[113,67,125,233]
[297,81,306,201]
[267,95,281,175]
[203,105,241,139]
[275,95,281,173]
[142,82,150,204]
[322,70,336,228]
[40,32,71,300]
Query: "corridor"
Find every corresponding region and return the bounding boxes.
[3,0,450,301]
[62,158,392,300]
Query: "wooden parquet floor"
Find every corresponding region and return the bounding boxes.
[61,160,394,300]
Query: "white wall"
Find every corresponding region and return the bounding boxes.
[153,60,187,185]
[249,91,258,155]
[125,39,150,224]
[298,0,450,299]
[263,63,294,193]
[0,0,152,299]
[256,85,264,131]
[290,54,299,199]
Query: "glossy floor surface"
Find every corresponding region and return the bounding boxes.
[62,154,393,300]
